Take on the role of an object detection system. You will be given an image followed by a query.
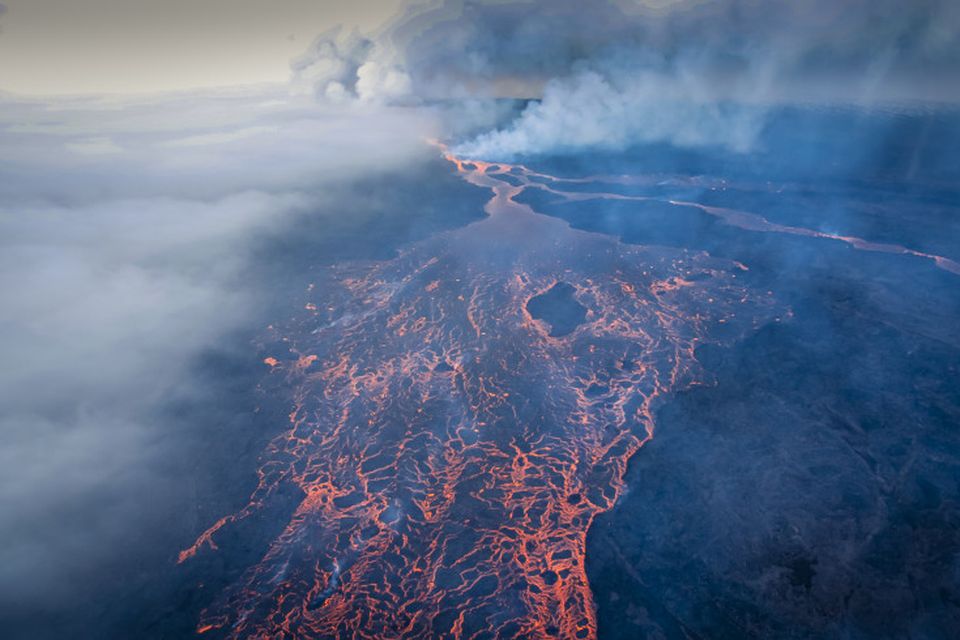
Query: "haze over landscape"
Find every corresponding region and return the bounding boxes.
[1,2,959,639]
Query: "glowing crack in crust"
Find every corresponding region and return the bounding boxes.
[180,152,789,639]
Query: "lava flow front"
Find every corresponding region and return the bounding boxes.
[180,150,781,639]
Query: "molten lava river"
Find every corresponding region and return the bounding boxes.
[179,150,807,639]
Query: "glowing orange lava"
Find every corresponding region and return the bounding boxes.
[180,148,786,638]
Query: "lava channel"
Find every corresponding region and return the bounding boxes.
[179,149,783,639]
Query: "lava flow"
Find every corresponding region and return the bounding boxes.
[180,149,783,639]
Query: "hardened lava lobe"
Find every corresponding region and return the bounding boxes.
[179,152,782,639]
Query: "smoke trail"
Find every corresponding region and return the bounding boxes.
[313,0,960,156]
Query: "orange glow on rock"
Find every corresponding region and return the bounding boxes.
[180,143,788,639]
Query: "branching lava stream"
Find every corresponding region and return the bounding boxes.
[180,149,786,639]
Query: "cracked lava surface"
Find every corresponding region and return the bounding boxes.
[180,147,956,639]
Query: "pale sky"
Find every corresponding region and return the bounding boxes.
[0,0,405,95]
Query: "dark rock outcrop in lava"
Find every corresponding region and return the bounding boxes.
[525,282,588,337]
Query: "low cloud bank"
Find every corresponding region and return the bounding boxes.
[0,89,433,609]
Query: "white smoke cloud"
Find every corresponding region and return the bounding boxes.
[363,0,960,158]
[453,68,769,159]
[291,26,412,103]
[356,58,413,102]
